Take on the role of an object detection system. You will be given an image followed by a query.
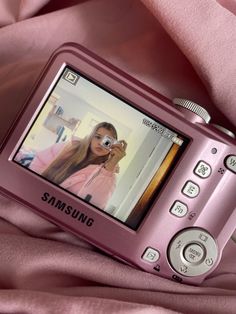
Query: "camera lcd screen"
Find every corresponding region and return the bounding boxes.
[13,66,188,229]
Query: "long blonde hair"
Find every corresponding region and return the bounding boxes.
[42,122,117,184]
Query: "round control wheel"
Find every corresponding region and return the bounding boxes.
[173,98,211,123]
[168,228,218,277]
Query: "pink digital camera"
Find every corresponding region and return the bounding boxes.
[0,43,235,285]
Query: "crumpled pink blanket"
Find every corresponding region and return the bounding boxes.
[0,1,236,313]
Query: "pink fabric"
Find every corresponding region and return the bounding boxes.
[0,0,236,313]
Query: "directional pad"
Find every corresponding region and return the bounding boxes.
[168,228,218,277]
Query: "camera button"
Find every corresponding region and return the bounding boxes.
[142,248,160,263]
[194,161,211,178]
[182,181,200,198]
[183,243,206,264]
[170,201,188,217]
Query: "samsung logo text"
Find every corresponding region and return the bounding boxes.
[41,192,94,227]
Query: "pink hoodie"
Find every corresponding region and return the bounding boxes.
[29,142,117,209]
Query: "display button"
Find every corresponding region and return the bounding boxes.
[183,243,205,264]
[142,248,160,263]
[225,155,236,173]
[194,161,211,178]
[199,233,208,242]
[182,181,200,198]
[170,201,188,217]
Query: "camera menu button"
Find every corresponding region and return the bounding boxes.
[183,243,206,265]
[182,181,200,198]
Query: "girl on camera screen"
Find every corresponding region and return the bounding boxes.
[28,122,127,209]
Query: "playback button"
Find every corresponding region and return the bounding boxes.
[142,247,160,263]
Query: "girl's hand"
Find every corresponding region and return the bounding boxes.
[104,140,127,171]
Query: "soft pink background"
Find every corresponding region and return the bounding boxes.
[0,1,235,313]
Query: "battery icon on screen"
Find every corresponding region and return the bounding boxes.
[172,137,184,146]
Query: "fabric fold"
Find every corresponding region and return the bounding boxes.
[141,0,236,126]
